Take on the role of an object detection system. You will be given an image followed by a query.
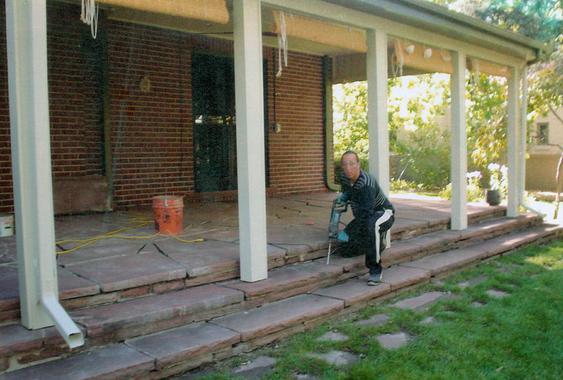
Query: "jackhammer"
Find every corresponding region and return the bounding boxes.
[326,197,348,264]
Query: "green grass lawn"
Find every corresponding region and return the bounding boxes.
[195,240,563,380]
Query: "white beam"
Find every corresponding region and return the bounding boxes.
[450,50,467,230]
[233,0,268,282]
[519,65,528,206]
[5,0,83,348]
[366,29,389,194]
[507,66,521,217]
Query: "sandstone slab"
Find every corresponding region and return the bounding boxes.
[127,322,240,370]
[66,251,187,292]
[211,294,343,341]
[313,279,391,307]
[1,344,153,380]
[72,285,244,341]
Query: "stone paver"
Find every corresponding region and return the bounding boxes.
[231,356,277,379]
[295,374,319,380]
[376,332,411,350]
[211,294,344,341]
[457,275,488,288]
[307,350,358,366]
[355,314,389,327]
[72,285,244,341]
[317,331,348,342]
[0,344,154,380]
[126,322,240,370]
[312,278,391,307]
[420,316,436,325]
[471,301,485,308]
[392,291,447,311]
[65,251,187,292]
[486,289,509,298]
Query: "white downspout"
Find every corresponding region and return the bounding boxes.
[6,0,84,349]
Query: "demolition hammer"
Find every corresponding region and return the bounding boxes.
[326,197,348,264]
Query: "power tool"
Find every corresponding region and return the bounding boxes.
[326,197,348,264]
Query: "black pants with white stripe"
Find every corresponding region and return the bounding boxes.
[343,210,394,274]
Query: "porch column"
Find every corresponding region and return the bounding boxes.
[507,66,521,217]
[366,29,389,193]
[450,51,467,230]
[5,0,83,347]
[233,0,268,282]
[519,65,528,206]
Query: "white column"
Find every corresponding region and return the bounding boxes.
[450,51,467,230]
[507,66,521,217]
[6,0,83,347]
[233,0,268,282]
[519,65,528,206]
[366,29,389,193]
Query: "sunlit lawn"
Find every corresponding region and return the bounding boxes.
[196,239,563,380]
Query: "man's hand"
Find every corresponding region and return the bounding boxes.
[335,192,348,205]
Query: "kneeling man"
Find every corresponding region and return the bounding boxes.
[336,151,395,285]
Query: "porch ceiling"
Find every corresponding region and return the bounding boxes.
[62,0,538,80]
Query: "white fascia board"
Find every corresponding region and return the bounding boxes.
[262,0,532,66]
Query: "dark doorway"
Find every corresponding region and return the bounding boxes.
[192,53,269,192]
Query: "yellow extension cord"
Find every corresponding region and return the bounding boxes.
[55,217,204,255]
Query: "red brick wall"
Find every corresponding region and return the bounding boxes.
[0,2,327,213]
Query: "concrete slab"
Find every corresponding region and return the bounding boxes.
[211,294,344,341]
[312,279,391,307]
[126,322,240,370]
[65,251,187,292]
[231,356,277,379]
[316,331,348,342]
[381,266,431,290]
[392,292,447,311]
[72,285,244,341]
[355,314,390,327]
[1,344,154,380]
[376,332,411,350]
[307,350,358,366]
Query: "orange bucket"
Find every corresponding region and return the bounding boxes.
[152,195,184,235]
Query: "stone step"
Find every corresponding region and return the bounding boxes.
[0,204,507,325]
[1,223,560,378]
[0,215,543,372]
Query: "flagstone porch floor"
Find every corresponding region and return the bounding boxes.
[0,192,506,321]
